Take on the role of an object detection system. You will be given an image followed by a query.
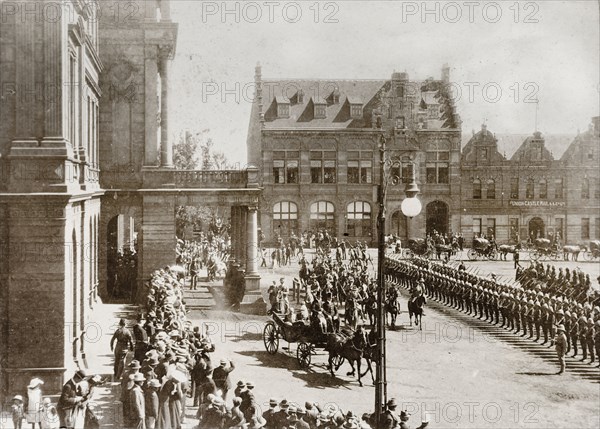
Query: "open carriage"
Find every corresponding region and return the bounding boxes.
[263,312,344,369]
[530,238,560,261]
[403,238,431,259]
[467,237,497,260]
[583,240,600,261]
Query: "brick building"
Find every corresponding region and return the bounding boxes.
[460,118,600,244]
[247,64,463,245]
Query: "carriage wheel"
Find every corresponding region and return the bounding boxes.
[403,249,414,259]
[297,342,312,368]
[263,322,279,355]
[530,250,541,261]
[332,355,345,371]
[467,249,478,261]
[583,251,594,261]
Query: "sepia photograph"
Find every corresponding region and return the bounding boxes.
[0,1,599,428]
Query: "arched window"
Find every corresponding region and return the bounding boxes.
[526,178,535,199]
[582,178,590,199]
[472,179,482,199]
[310,201,336,235]
[539,179,547,199]
[486,179,496,199]
[346,202,372,238]
[272,201,298,238]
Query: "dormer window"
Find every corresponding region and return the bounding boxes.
[275,96,290,118]
[332,88,340,104]
[348,97,363,119]
[313,98,327,119]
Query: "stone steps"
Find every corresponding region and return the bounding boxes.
[182,279,217,310]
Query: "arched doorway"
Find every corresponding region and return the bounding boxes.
[426,201,449,236]
[391,211,407,240]
[528,217,545,240]
[107,215,138,301]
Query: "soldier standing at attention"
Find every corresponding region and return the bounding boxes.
[110,318,133,379]
[555,325,568,374]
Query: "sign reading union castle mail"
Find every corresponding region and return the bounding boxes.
[509,200,567,207]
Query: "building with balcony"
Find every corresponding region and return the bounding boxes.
[247,64,463,245]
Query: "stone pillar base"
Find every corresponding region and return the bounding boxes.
[240,274,266,315]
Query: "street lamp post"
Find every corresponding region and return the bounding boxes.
[374,133,422,428]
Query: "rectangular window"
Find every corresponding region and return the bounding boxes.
[277,103,289,118]
[487,218,496,238]
[555,218,564,241]
[347,151,372,184]
[438,163,449,184]
[554,178,563,199]
[473,218,482,237]
[426,163,436,184]
[596,218,600,239]
[273,151,299,184]
[539,181,547,199]
[509,218,519,242]
[526,180,534,199]
[273,160,285,184]
[582,218,590,240]
[402,164,412,184]
[425,151,449,184]
[510,178,519,199]
[323,161,336,183]
[310,160,322,184]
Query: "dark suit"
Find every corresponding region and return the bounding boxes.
[212,362,235,400]
[57,378,81,429]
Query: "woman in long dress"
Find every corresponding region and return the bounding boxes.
[156,379,173,429]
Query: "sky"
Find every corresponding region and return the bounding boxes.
[169,0,600,165]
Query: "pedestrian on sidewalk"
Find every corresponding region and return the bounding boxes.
[213,359,235,401]
[26,378,44,429]
[129,373,146,429]
[555,324,568,374]
[11,395,25,429]
[110,318,134,379]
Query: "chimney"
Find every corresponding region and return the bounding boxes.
[297,89,304,104]
[442,63,450,83]
[255,62,264,125]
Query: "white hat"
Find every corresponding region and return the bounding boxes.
[28,378,44,389]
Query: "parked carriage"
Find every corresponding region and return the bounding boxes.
[402,238,431,259]
[530,238,561,261]
[583,240,600,261]
[263,312,343,368]
[467,237,497,260]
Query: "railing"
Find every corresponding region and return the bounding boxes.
[174,170,247,187]
[142,166,260,189]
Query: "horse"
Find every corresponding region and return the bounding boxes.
[363,294,377,326]
[562,245,582,261]
[326,329,372,387]
[344,298,362,331]
[385,295,400,329]
[498,244,520,261]
[408,295,427,330]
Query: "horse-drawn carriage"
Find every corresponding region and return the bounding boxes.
[530,238,560,261]
[583,240,600,261]
[263,312,373,385]
[402,238,457,260]
[467,237,497,260]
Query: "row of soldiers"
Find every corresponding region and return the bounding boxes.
[385,256,600,367]
[516,261,597,304]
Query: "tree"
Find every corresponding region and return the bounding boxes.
[173,129,233,171]
[173,130,200,170]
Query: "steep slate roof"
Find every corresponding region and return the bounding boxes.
[461,132,575,159]
[259,78,458,130]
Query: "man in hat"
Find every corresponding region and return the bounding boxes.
[57,369,87,429]
[144,379,160,429]
[273,399,290,428]
[262,398,278,428]
[212,358,235,401]
[381,398,400,429]
[122,360,141,427]
[110,318,134,379]
[129,373,146,429]
[240,381,256,421]
[11,395,25,429]
[399,410,429,429]
[555,325,568,375]
[133,314,149,364]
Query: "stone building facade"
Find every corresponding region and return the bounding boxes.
[460,119,600,244]
[0,0,103,394]
[247,65,463,246]
[248,66,599,246]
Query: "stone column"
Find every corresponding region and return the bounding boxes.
[159,53,173,167]
[246,206,259,275]
[240,205,265,315]
[240,207,248,269]
[144,45,159,166]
